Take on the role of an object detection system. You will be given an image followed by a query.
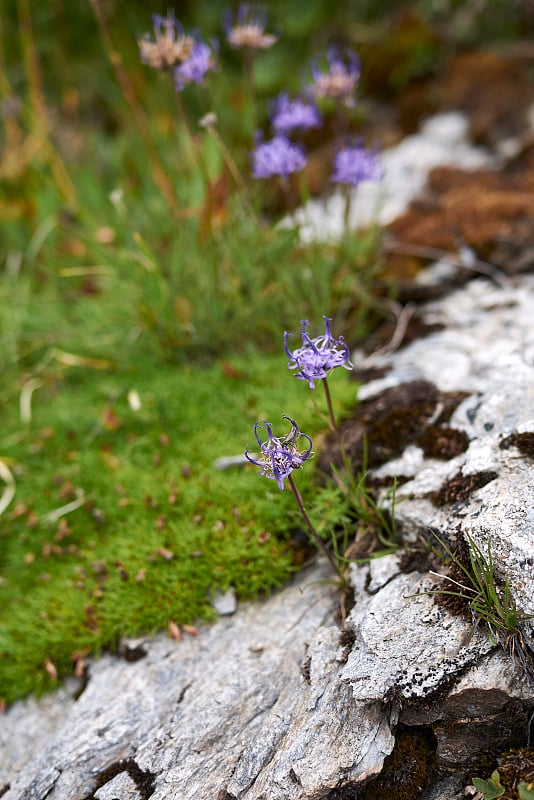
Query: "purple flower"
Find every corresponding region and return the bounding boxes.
[139,12,194,71]
[284,316,354,389]
[251,134,306,179]
[270,93,322,134]
[225,3,278,50]
[310,46,360,105]
[332,142,382,186]
[245,416,313,490]
[174,39,217,91]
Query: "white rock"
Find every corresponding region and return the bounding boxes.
[210,586,238,615]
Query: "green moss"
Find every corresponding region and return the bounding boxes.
[0,352,356,704]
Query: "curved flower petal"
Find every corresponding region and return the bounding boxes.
[285,315,354,389]
[244,417,313,489]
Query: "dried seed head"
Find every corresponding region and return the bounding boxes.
[226,4,277,50]
[139,12,194,71]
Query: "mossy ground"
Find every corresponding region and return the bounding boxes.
[0,347,355,704]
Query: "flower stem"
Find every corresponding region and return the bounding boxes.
[243,49,257,136]
[175,92,213,237]
[288,474,338,572]
[321,377,339,435]
[204,118,247,194]
[342,184,352,235]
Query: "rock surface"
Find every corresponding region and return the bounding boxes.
[356,274,534,639]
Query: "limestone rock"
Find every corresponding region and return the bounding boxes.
[0,563,395,800]
[358,275,534,641]
[94,769,143,800]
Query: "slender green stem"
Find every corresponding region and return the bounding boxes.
[202,118,257,220]
[343,184,352,235]
[288,474,338,572]
[205,121,247,194]
[321,377,338,435]
[176,92,213,233]
[243,49,257,136]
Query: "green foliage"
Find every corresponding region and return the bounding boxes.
[324,466,399,566]
[421,533,534,682]
[326,435,400,564]
[429,533,534,641]
[519,783,534,800]
[472,771,505,800]
[0,350,356,704]
[471,771,534,800]
[307,455,399,596]
[341,466,398,553]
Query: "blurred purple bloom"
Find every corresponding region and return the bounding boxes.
[174,39,217,91]
[139,12,194,71]
[270,92,322,134]
[332,142,382,186]
[252,134,306,179]
[245,416,313,490]
[284,316,354,389]
[310,46,360,105]
[225,3,278,50]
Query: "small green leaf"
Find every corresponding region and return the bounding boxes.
[472,775,505,800]
[518,782,534,800]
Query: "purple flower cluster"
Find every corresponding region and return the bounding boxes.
[251,134,306,179]
[140,7,382,188]
[174,40,217,91]
[251,40,378,184]
[270,93,322,134]
[332,142,382,187]
[284,316,353,389]
[252,95,320,179]
[245,416,313,490]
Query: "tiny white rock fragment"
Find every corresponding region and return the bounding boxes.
[210,587,238,616]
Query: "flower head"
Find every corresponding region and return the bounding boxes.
[270,92,322,134]
[174,39,218,91]
[310,46,360,105]
[138,12,194,71]
[332,141,382,186]
[284,316,354,389]
[251,134,306,179]
[245,416,313,490]
[225,3,278,50]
